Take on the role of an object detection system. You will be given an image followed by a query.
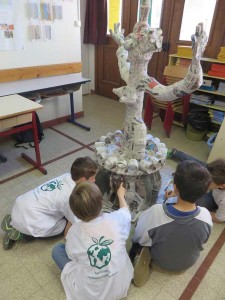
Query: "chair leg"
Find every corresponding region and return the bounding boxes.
[182,95,190,126]
[144,95,154,129]
[163,103,174,137]
[158,108,165,122]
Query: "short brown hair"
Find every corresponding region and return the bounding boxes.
[207,159,225,185]
[69,182,103,221]
[70,156,98,182]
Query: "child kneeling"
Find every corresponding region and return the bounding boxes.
[52,181,133,300]
[1,156,97,250]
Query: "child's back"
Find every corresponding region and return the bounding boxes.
[63,208,133,300]
[1,156,98,250]
[133,202,212,272]
[52,181,133,300]
[11,173,75,237]
[131,161,213,286]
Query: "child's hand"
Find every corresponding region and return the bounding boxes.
[165,190,176,199]
[117,182,126,199]
[117,182,128,209]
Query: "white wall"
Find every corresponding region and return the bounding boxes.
[0,0,83,123]
[80,0,95,94]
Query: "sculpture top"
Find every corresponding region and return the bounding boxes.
[95,1,208,168]
[110,0,207,102]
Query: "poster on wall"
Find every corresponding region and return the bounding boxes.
[27,0,41,20]
[0,0,24,50]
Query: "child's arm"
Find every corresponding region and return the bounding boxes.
[64,221,72,238]
[117,182,128,209]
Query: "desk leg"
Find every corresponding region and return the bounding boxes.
[21,112,47,175]
[68,93,90,131]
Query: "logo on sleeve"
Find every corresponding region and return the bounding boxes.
[87,236,114,269]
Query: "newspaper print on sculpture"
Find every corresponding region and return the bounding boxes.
[95,0,208,221]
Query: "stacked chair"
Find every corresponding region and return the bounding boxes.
[144,65,191,137]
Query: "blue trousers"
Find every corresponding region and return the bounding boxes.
[52,243,71,271]
[171,150,207,167]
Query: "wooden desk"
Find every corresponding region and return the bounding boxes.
[0,94,47,174]
[0,74,91,131]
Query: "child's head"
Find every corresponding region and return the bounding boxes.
[70,156,98,183]
[207,159,225,189]
[69,182,102,222]
[174,160,211,203]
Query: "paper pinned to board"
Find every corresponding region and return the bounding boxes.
[0,0,24,50]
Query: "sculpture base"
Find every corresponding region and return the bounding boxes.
[95,168,161,222]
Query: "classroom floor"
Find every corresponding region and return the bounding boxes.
[0,94,225,300]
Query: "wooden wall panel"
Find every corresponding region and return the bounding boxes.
[0,62,82,83]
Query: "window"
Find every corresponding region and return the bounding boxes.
[107,0,163,34]
[107,0,122,33]
[179,0,217,41]
[149,0,163,28]
[137,0,163,28]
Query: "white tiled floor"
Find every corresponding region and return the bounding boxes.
[0,94,224,300]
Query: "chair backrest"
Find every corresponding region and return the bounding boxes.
[163,65,188,85]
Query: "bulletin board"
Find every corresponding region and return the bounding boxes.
[0,0,82,85]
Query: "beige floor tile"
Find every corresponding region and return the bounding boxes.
[41,277,66,300]
[192,280,219,300]
[1,267,41,300]
[127,280,162,300]
[216,284,225,300]
[154,290,177,300]
[29,290,50,300]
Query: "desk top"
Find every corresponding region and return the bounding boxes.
[0,74,91,97]
[0,94,43,119]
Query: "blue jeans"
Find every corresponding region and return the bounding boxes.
[171,150,207,167]
[52,243,71,270]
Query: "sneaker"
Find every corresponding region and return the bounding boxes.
[133,247,151,287]
[3,233,14,250]
[166,148,176,159]
[1,214,11,232]
[1,214,23,241]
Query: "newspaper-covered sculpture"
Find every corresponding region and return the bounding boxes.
[95,0,207,221]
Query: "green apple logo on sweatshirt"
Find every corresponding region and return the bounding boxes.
[87,236,114,269]
[40,180,64,191]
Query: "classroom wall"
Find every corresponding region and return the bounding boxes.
[0,0,84,123]
[80,0,95,94]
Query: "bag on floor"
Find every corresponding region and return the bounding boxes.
[14,113,44,149]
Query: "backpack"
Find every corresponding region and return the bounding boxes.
[14,113,44,149]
